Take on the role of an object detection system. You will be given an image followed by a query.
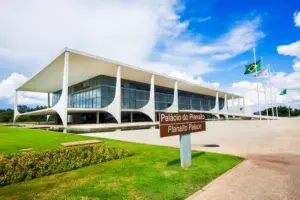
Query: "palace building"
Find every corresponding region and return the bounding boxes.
[14,48,249,129]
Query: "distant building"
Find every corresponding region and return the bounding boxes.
[14,48,247,128]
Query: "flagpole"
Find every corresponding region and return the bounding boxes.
[286,93,290,119]
[253,48,261,121]
[273,76,279,120]
[276,96,279,120]
[273,70,279,120]
[288,104,291,119]
[269,66,275,120]
[264,81,269,124]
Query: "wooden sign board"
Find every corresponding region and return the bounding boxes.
[159,112,206,137]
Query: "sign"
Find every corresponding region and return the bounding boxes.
[160,112,205,125]
[159,112,206,138]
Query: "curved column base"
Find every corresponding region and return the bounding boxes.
[212,114,220,119]
[52,96,68,127]
[13,91,21,124]
[136,108,155,122]
[13,113,21,124]
[165,81,178,113]
[138,74,155,122]
[103,66,121,124]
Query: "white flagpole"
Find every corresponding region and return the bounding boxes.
[273,70,279,120]
[286,93,291,119]
[288,104,291,119]
[264,81,269,124]
[269,66,275,120]
[276,98,279,119]
[274,87,279,120]
[253,48,261,120]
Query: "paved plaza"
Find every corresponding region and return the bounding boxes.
[82,119,300,200]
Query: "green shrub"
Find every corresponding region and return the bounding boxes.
[0,145,132,186]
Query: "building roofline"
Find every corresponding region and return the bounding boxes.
[18,47,243,98]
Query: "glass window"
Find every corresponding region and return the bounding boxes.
[103,86,108,97]
[97,98,101,108]
[130,89,136,99]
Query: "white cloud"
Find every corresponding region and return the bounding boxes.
[228,12,300,110]
[0,73,27,100]
[229,72,300,109]
[293,59,300,72]
[168,70,220,88]
[168,17,265,60]
[231,81,266,106]
[144,17,265,80]
[197,16,211,23]
[0,73,46,105]
[0,1,266,106]
[143,53,214,76]
[294,11,300,26]
[277,41,300,57]
[0,0,187,71]
[0,0,265,76]
[274,19,300,108]
[270,71,300,90]
[212,53,233,61]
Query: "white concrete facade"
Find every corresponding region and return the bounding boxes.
[14,48,256,129]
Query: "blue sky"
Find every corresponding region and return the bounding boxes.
[0,0,299,109]
[180,0,299,84]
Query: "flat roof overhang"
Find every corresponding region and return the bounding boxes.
[17,47,243,99]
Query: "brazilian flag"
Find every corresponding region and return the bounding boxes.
[244,60,262,75]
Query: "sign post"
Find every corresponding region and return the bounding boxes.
[159,112,206,169]
[180,134,192,168]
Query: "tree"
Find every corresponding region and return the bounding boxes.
[0,109,14,122]
[259,106,300,117]
[17,105,30,113]
[0,105,49,123]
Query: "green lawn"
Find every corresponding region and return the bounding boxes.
[0,126,242,200]
[0,126,101,155]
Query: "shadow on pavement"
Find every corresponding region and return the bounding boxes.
[203,144,220,147]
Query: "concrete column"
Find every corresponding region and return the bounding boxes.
[231,95,235,118]
[96,112,99,124]
[165,81,178,113]
[52,51,69,129]
[13,90,20,123]
[213,92,219,111]
[231,96,234,111]
[47,93,50,107]
[130,112,133,122]
[243,97,246,114]
[226,94,229,111]
[61,51,69,127]
[140,74,155,122]
[225,94,228,112]
[105,65,121,124]
[46,93,51,122]
[211,91,220,119]
[220,93,228,119]
[238,98,241,113]
[220,93,227,112]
